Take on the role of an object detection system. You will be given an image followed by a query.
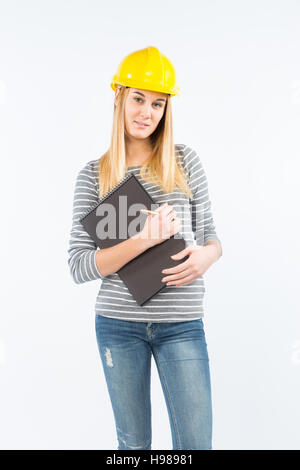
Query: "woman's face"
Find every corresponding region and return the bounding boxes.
[116,87,167,139]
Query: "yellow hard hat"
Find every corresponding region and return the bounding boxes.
[110,46,180,97]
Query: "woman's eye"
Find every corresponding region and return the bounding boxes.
[134,97,162,108]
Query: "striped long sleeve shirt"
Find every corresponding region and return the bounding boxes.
[67,144,221,322]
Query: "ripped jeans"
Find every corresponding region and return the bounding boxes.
[95,314,212,450]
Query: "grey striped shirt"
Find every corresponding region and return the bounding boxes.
[67,144,221,322]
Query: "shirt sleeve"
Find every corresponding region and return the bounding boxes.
[186,147,222,247]
[67,161,105,284]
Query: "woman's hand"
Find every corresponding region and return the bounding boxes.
[139,202,181,247]
[161,244,218,287]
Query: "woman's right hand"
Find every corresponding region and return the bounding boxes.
[139,202,182,247]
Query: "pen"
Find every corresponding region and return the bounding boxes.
[140,209,160,215]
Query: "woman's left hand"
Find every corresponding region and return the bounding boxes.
[161,245,217,287]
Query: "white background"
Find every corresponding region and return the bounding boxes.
[0,0,299,450]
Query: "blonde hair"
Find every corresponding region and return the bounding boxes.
[97,86,193,200]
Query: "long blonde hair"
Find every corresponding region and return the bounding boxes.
[97,86,193,200]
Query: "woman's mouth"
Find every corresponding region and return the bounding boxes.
[134,121,149,128]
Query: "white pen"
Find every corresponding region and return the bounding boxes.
[140,209,160,215]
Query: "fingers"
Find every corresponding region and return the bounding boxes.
[152,202,181,236]
[163,262,190,276]
[155,202,168,214]
[166,209,176,221]
[156,203,174,217]
[163,268,191,282]
[167,274,195,286]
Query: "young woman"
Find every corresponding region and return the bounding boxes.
[68,46,222,450]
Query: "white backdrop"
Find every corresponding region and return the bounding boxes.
[0,0,299,450]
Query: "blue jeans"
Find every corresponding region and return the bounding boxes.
[95,315,212,450]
